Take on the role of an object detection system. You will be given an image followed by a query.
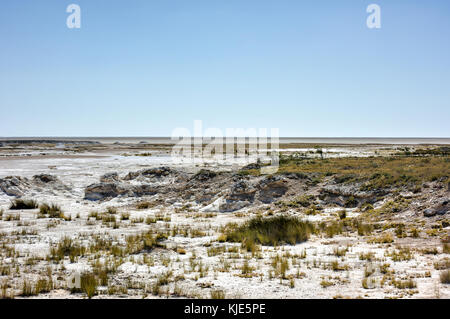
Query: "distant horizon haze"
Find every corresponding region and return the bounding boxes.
[1,137,449,145]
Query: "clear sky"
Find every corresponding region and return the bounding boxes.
[0,0,449,137]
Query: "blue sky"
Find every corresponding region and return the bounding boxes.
[0,0,449,137]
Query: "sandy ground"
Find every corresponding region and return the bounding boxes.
[0,143,448,299]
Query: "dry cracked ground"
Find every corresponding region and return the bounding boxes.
[0,142,449,299]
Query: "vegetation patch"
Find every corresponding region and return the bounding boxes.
[39,203,64,218]
[10,199,38,210]
[225,216,314,246]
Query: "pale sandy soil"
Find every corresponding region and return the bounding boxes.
[0,143,448,299]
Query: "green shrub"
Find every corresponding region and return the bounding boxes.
[226,216,314,246]
[10,199,38,210]
[440,270,450,284]
[49,237,86,262]
[80,273,98,298]
[39,203,63,218]
[392,279,416,289]
[210,290,225,299]
[20,280,36,296]
[344,196,358,208]
[105,207,117,214]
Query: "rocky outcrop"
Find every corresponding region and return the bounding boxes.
[257,176,288,203]
[84,183,128,201]
[33,174,58,184]
[130,184,158,197]
[123,167,175,181]
[0,176,30,197]
[0,174,69,197]
[219,180,256,212]
[190,169,217,182]
[100,173,120,183]
[240,162,261,171]
[84,182,158,201]
[424,200,449,217]
[226,180,256,202]
[320,184,382,207]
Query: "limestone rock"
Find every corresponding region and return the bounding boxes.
[0,176,30,197]
[257,176,288,203]
[100,172,120,183]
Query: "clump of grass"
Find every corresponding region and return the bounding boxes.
[1,281,14,299]
[386,247,413,262]
[152,271,172,295]
[421,247,439,255]
[10,199,38,210]
[379,263,391,274]
[120,212,130,220]
[369,232,394,244]
[330,260,349,271]
[344,196,358,208]
[440,270,450,284]
[280,195,315,208]
[322,220,344,238]
[338,210,347,220]
[39,203,64,218]
[136,201,156,210]
[410,228,420,238]
[105,207,117,214]
[80,273,98,298]
[434,258,450,270]
[217,234,227,242]
[210,290,225,299]
[443,243,450,254]
[392,278,416,289]
[120,213,130,220]
[20,280,36,296]
[321,280,334,288]
[49,237,86,263]
[379,197,411,214]
[125,231,161,254]
[333,246,348,257]
[271,255,290,279]
[35,277,53,294]
[225,216,314,246]
[207,245,225,257]
[359,252,375,261]
[361,278,369,289]
[145,216,157,224]
[351,219,373,236]
[241,260,254,276]
[3,214,20,221]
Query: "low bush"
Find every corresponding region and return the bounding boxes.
[10,199,38,210]
[226,216,314,246]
